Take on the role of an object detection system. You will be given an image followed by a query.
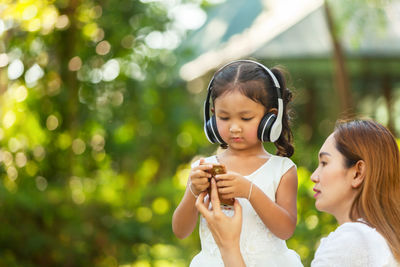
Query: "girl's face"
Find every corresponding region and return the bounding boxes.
[310,133,356,223]
[214,90,266,150]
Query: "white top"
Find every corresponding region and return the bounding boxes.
[190,155,303,267]
[312,221,400,267]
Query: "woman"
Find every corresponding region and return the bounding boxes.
[196,119,400,266]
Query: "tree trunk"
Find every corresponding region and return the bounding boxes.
[382,75,396,135]
[324,1,353,116]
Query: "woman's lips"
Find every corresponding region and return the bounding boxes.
[313,188,321,198]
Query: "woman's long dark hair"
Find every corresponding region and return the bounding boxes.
[334,119,400,262]
[210,61,294,157]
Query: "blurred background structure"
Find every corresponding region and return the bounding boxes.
[0,0,399,266]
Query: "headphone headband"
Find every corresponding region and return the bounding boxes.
[204,60,283,144]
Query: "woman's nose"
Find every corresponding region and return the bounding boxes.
[310,169,319,183]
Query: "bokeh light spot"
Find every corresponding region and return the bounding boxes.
[176,132,192,148]
[46,115,59,131]
[25,161,38,176]
[3,111,16,129]
[7,166,18,181]
[72,138,86,155]
[305,214,319,230]
[152,197,170,215]
[55,14,70,29]
[0,53,9,67]
[96,40,111,55]
[27,18,41,32]
[57,133,72,150]
[102,59,119,81]
[36,176,48,191]
[12,85,28,102]
[90,134,105,152]
[8,137,22,153]
[25,63,44,85]
[33,145,46,161]
[1,151,13,166]
[7,59,24,80]
[68,56,82,71]
[22,5,38,20]
[136,207,152,222]
[15,152,27,168]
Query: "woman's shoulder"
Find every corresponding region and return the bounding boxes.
[312,222,395,267]
[325,221,389,248]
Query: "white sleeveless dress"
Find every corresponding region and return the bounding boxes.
[190,155,303,267]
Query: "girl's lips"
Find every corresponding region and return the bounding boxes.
[313,188,321,198]
[231,137,243,142]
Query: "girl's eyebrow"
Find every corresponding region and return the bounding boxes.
[217,109,253,115]
[319,152,331,158]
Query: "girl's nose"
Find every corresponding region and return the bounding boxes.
[229,124,242,133]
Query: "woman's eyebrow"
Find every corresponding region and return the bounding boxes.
[319,152,331,158]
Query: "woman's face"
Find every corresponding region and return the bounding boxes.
[310,133,357,223]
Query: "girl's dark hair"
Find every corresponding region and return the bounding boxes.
[210,61,294,157]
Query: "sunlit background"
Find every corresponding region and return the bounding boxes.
[1,0,399,266]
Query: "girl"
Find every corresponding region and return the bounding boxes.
[197,119,400,266]
[172,60,302,266]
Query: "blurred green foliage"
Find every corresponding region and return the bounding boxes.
[0,0,398,267]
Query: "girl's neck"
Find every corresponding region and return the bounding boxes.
[223,145,269,159]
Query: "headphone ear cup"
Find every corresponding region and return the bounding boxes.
[205,117,217,143]
[206,115,225,144]
[258,113,276,142]
[211,115,225,144]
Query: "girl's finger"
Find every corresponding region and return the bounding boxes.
[215,173,233,180]
[218,186,232,194]
[197,164,214,171]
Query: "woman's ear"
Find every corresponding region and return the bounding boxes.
[351,160,366,188]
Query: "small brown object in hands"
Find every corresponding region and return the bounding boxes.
[206,164,234,206]
[207,164,227,177]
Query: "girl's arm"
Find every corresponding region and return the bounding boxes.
[249,166,298,240]
[172,159,213,239]
[172,182,199,239]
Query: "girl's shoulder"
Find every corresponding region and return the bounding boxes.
[269,155,296,174]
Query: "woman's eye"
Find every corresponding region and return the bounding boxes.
[320,161,327,167]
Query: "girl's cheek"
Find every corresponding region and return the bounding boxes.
[217,121,229,136]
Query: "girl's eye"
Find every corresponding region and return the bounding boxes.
[242,117,253,121]
[219,117,229,121]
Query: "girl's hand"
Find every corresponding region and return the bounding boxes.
[188,158,212,196]
[215,171,251,199]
